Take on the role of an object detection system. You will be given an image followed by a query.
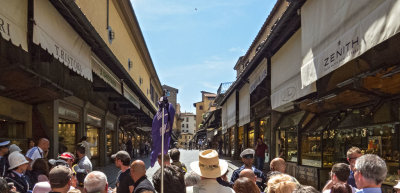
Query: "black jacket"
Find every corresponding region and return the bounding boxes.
[5,171,30,193]
[133,176,155,193]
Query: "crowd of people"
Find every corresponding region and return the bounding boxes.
[0,137,396,193]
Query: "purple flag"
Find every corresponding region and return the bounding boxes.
[150,100,175,167]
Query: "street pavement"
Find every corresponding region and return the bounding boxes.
[97,149,244,188]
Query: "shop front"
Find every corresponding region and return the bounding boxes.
[86,113,102,166]
[58,104,81,154]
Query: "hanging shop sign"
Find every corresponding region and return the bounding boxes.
[301,0,400,87]
[271,30,316,111]
[0,0,28,51]
[87,113,102,127]
[92,55,122,94]
[226,93,236,128]
[106,120,115,130]
[58,105,80,121]
[249,58,268,94]
[123,84,140,109]
[33,0,92,81]
[239,83,250,126]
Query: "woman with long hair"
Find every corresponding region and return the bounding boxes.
[26,158,50,186]
[233,177,260,193]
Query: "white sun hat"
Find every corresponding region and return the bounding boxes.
[8,151,29,170]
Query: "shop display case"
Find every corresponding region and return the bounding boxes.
[287,128,298,162]
[106,131,113,155]
[86,125,99,157]
[58,120,77,153]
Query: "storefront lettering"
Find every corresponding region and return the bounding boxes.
[55,44,82,73]
[322,36,360,68]
[0,16,11,37]
[100,69,117,88]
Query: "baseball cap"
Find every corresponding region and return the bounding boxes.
[48,159,69,168]
[240,148,255,159]
[59,152,74,160]
[49,165,73,188]
[111,151,131,161]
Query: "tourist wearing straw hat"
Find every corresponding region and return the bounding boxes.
[186,149,235,193]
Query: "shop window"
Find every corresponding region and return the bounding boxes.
[106,131,113,156]
[238,126,244,152]
[0,119,27,151]
[301,126,322,167]
[58,119,77,153]
[86,125,99,158]
[247,128,254,148]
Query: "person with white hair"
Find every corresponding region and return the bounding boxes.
[84,171,109,193]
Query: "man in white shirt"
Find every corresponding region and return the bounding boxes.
[76,144,92,173]
[186,149,235,193]
[26,138,49,164]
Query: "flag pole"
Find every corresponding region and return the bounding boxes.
[161,97,165,193]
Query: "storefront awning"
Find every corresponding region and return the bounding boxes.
[226,92,236,128]
[33,0,93,81]
[92,55,122,94]
[0,0,28,51]
[239,83,250,126]
[221,103,228,134]
[271,30,316,112]
[249,58,268,94]
[123,84,141,109]
[301,0,400,87]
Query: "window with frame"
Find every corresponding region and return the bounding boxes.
[199,105,203,110]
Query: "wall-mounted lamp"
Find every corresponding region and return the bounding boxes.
[128,59,133,70]
[108,26,115,44]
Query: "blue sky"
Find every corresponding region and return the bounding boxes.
[131,0,275,113]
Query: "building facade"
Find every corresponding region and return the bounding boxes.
[181,113,196,134]
[193,91,216,131]
[211,0,400,191]
[0,0,162,166]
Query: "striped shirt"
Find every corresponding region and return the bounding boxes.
[26,146,44,163]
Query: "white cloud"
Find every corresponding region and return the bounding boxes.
[229,47,246,53]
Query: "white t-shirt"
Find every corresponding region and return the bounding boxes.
[80,141,96,159]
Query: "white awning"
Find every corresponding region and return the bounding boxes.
[92,55,122,94]
[226,93,236,128]
[221,103,228,134]
[301,0,400,87]
[271,30,316,111]
[0,0,28,51]
[33,0,92,81]
[123,84,140,109]
[249,58,268,94]
[239,83,250,126]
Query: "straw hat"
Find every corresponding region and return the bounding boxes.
[190,149,228,178]
[394,181,400,189]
